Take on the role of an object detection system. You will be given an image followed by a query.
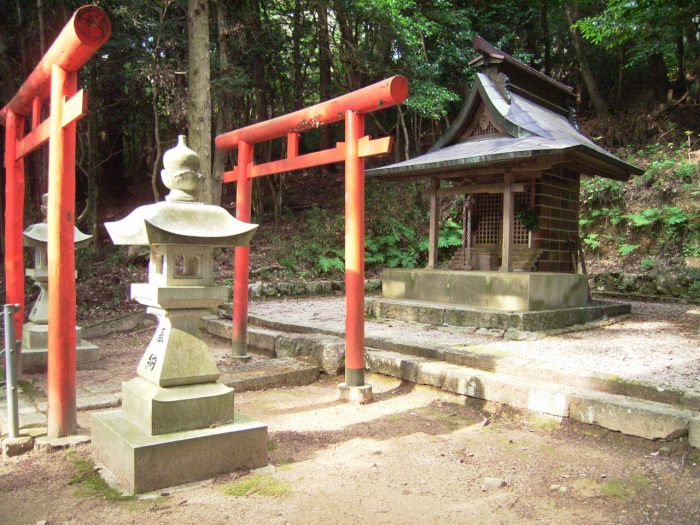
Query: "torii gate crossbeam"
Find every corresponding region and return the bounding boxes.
[215,76,409,396]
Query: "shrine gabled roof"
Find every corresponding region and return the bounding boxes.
[368,41,643,181]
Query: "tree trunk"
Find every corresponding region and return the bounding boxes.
[675,35,687,95]
[647,52,671,101]
[187,0,212,203]
[540,1,551,76]
[564,2,610,118]
[291,0,303,110]
[211,1,233,206]
[317,3,332,151]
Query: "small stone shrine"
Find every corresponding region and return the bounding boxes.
[92,135,267,494]
[22,193,99,373]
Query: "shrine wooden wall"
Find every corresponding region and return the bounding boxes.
[534,169,580,272]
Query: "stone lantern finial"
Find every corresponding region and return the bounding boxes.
[161,135,202,203]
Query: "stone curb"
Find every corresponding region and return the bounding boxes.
[229,313,698,411]
[365,349,698,443]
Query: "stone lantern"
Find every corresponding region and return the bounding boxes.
[92,135,267,494]
[21,194,99,373]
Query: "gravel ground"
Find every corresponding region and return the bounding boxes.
[250,296,700,392]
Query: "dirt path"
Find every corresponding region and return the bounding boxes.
[2,374,699,525]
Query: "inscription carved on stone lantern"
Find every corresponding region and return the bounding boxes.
[21,194,99,373]
[92,136,267,494]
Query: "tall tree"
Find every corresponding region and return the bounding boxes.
[187,0,212,203]
[564,2,610,118]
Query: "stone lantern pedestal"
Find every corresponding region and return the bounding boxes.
[21,195,99,373]
[92,136,266,494]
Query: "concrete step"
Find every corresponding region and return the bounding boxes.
[366,349,700,443]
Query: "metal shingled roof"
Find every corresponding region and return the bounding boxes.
[368,72,642,180]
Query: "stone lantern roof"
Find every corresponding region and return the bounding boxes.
[105,135,257,247]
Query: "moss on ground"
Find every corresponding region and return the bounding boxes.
[220,474,290,497]
[68,451,135,502]
[602,473,649,501]
[17,379,44,401]
[526,415,562,431]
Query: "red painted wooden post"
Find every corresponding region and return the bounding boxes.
[344,110,365,386]
[3,111,26,364]
[46,65,78,436]
[232,141,253,357]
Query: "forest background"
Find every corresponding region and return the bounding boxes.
[0,0,699,313]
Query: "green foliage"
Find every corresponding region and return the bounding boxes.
[640,257,657,271]
[574,0,696,71]
[625,208,661,228]
[365,219,421,268]
[580,140,699,269]
[582,233,600,251]
[515,207,539,232]
[618,243,640,257]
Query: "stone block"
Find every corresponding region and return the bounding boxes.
[92,410,267,494]
[121,377,235,436]
[441,368,570,417]
[131,283,228,310]
[365,351,422,382]
[219,358,319,391]
[34,434,91,452]
[22,340,100,374]
[137,322,219,387]
[381,269,589,311]
[689,417,700,449]
[338,383,373,404]
[247,328,278,354]
[2,435,34,457]
[275,333,344,375]
[569,392,692,440]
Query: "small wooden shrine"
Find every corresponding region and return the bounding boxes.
[370,36,642,274]
[366,37,641,326]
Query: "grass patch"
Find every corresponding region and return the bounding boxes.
[386,414,403,423]
[220,474,290,497]
[267,440,278,451]
[68,451,135,502]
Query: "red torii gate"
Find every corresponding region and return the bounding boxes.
[215,77,409,395]
[1,6,111,437]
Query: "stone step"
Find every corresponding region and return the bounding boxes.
[203,312,700,412]
[366,349,699,443]
[203,316,344,375]
[219,357,319,391]
[202,313,700,446]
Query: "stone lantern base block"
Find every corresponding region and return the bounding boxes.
[21,323,99,374]
[92,410,267,494]
[121,377,235,436]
